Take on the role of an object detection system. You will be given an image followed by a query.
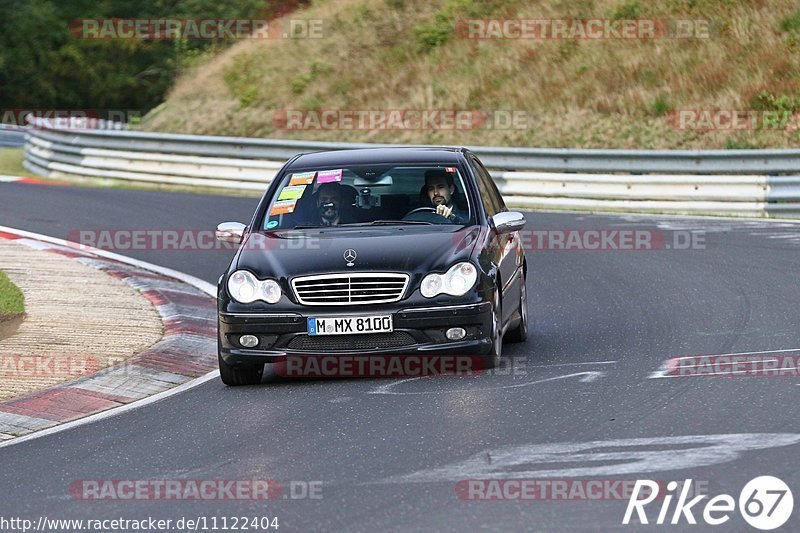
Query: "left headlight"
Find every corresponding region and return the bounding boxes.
[227,270,282,304]
[420,262,478,298]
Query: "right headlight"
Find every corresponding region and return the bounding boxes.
[227,270,282,304]
[420,262,477,298]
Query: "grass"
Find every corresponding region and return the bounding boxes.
[780,9,800,33]
[0,148,26,177]
[139,0,800,149]
[0,270,24,319]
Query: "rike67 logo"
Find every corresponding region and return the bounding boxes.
[623,476,793,530]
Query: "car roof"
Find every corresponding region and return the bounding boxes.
[287,147,468,168]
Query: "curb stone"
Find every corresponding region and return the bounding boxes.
[0,231,218,439]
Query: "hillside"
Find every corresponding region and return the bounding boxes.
[142,0,800,149]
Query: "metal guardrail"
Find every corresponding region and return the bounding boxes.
[21,123,800,174]
[0,125,26,148]
[20,118,800,217]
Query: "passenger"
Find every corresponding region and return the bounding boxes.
[316,182,344,226]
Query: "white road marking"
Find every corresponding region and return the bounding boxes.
[672,348,800,358]
[648,348,800,379]
[0,371,220,450]
[376,433,800,484]
[578,372,604,383]
[522,360,617,368]
[368,371,607,395]
[533,209,800,224]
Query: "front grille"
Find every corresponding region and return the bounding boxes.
[287,332,416,351]
[291,273,409,306]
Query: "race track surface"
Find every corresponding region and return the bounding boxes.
[2,182,799,531]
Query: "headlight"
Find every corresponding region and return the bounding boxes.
[420,262,477,298]
[260,279,282,304]
[227,270,282,304]
[228,270,258,303]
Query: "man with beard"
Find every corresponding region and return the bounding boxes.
[424,169,467,224]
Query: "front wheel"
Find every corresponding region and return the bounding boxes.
[482,289,503,369]
[506,273,528,343]
[218,352,264,386]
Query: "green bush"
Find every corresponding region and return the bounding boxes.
[750,89,800,112]
[779,10,800,33]
[649,96,673,117]
[0,270,24,317]
[612,1,641,20]
[224,55,261,106]
[724,137,759,150]
[413,0,503,53]
[414,12,453,52]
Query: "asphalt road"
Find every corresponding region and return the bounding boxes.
[1,181,800,532]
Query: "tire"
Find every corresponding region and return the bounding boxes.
[506,273,528,343]
[482,288,503,369]
[218,351,264,386]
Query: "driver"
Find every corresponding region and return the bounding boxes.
[424,169,466,224]
[316,182,343,226]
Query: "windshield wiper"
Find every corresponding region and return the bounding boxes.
[289,220,433,229]
[338,220,433,226]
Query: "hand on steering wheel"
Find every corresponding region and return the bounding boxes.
[434,204,454,219]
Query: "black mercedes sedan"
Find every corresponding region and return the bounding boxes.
[215,147,528,385]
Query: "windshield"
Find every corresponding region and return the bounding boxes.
[259,164,474,230]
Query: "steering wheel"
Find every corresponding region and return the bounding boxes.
[403,206,453,224]
[405,207,438,216]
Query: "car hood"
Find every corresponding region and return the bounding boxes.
[235,226,481,279]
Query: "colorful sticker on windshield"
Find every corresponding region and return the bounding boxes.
[289,171,316,185]
[266,220,279,229]
[445,167,457,173]
[270,199,298,216]
[317,169,343,183]
[278,185,306,200]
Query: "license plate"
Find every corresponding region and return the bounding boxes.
[307,315,393,336]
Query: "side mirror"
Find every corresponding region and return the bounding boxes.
[216,222,247,244]
[491,212,526,234]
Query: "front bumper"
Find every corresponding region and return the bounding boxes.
[218,301,493,365]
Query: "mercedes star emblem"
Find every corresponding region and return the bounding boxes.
[343,249,357,266]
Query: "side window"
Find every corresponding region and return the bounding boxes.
[469,156,504,216]
[479,159,507,212]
